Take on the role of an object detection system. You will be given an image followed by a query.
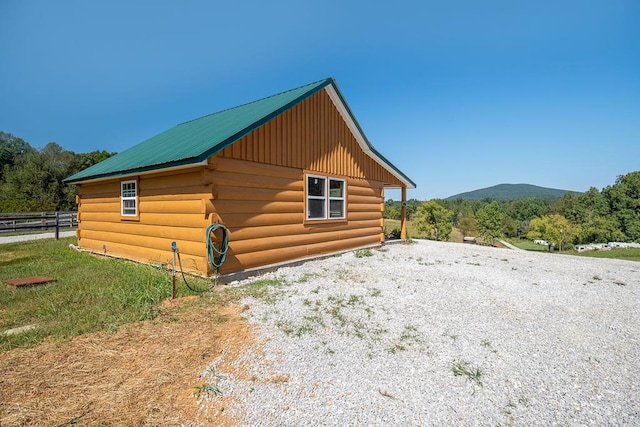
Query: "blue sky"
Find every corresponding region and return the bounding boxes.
[1,0,638,200]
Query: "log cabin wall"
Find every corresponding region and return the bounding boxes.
[208,156,386,273]
[211,88,402,273]
[76,166,211,273]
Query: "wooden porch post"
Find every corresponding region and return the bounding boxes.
[400,186,407,240]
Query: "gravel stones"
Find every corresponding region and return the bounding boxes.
[208,240,640,426]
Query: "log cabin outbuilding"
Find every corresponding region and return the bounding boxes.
[64,78,415,276]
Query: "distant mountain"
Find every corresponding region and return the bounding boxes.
[445,183,576,201]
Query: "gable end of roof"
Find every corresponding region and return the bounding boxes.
[64,77,415,190]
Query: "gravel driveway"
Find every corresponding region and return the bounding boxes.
[205,240,640,426]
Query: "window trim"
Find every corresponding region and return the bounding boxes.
[305,173,346,222]
[121,179,138,218]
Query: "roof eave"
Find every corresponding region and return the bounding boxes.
[64,158,208,185]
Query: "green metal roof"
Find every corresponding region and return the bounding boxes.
[64,77,415,188]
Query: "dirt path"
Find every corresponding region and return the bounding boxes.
[0,297,255,426]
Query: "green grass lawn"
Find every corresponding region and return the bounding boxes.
[506,238,640,261]
[567,247,640,262]
[384,219,424,239]
[0,237,216,351]
[505,238,551,252]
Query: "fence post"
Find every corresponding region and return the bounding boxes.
[55,211,60,240]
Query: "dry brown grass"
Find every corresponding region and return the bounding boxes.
[0,294,256,426]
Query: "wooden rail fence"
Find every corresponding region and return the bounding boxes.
[0,211,78,239]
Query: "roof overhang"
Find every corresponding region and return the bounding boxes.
[68,159,208,185]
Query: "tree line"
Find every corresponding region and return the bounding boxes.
[0,131,115,212]
[384,171,640,248]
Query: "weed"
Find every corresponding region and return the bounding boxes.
[354,248,374,258]
[347,294,362,305]
[388,324,423,353]
[195,382,223,399]
[196,367,226,398]
[452,360,483,387]
[311,286,320,294]
[481,339,498,353]
[442,331,459,340]
[294,323,315,337]
[388,343,406,354]
[501,396,529,417]
[593,275,602,281]
[614,280,626,286]
[369,288,382,297]
[276,319,295,335]
[233,277,288,304]
[297,273,319,283]
[399,325,421,342]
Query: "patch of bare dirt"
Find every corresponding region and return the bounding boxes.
[0,296,256,426]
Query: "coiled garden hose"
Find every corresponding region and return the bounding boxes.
[172,223,229,294]
[206,223,229,274]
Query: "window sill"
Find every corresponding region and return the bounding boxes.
[121,215,140,222]
[304,218,348,226]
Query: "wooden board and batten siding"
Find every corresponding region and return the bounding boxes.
[73,81,412,276]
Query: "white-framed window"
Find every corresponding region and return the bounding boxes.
[121,180,137,216]
[306,174,346,220]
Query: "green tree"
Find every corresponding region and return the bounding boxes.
[475,201,505,244]
[405,199,421,221]
[0,132,116,212]
[383,199,401,220]
[603,171,640,242]
[0,150,57,211]
[578,216,624,244]
[0,131,34,180]
[412,200,454,241]
[502,215,518,238]
[507,197,548,223]
[527,214,579,252]
[457,215,477,237]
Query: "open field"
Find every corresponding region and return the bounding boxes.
[1,238,639,425]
